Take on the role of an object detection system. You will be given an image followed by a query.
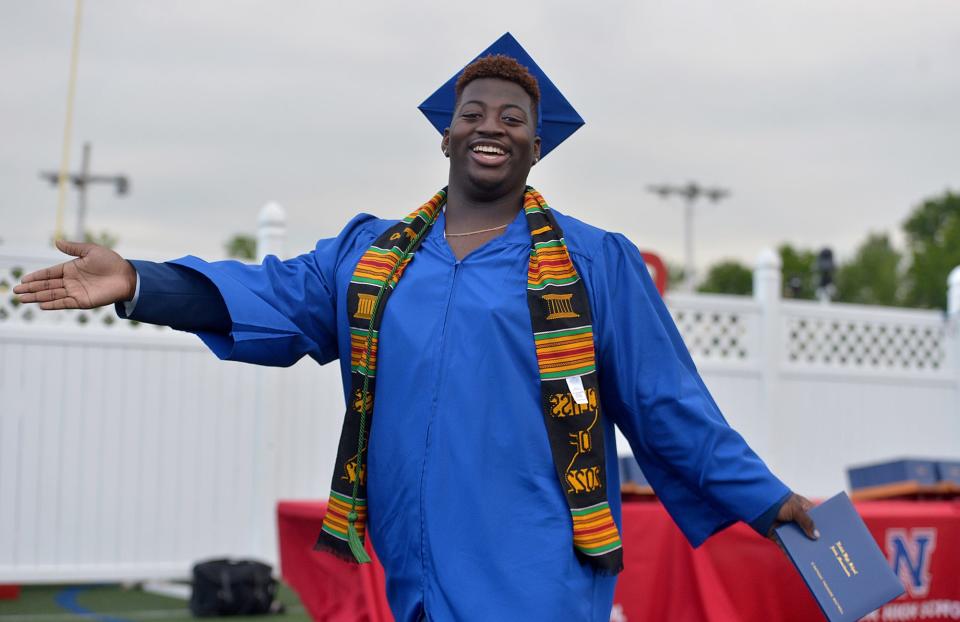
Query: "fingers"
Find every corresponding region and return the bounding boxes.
[17,263,66,286]
[13,278,65,296]
[793,495,818,539]
[792,500,819,540]
[55,239,91,258]
[17,287,69,304]
[13,274,78,309]
[770,494,819,543]
[15,281,74,307]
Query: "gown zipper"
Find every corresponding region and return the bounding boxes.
[418,258,460,615]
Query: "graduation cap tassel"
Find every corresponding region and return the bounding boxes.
[346,510,371,563]
[344,222,436,565]
[346,373,373,564]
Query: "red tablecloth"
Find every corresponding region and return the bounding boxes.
[277,500,960,622]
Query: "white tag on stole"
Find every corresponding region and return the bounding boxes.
[566,375,589,405]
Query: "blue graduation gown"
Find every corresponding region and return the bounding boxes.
[132,206,789,621]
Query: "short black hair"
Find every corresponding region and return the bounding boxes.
[455,54,541,117]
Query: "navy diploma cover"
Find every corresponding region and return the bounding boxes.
[776,492,905,622]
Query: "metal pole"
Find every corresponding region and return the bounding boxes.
[54,0,84,242]
[75,142,91,241]
[684,197,695,292]
[646,182,730,293]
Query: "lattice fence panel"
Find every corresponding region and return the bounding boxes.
[0,263,165,331]
[785,315,946,371]
[670,308,752,362]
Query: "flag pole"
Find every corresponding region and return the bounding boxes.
[54,0,84,242]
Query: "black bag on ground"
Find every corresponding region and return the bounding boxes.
[189,558,278,616]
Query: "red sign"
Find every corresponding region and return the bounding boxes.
[641,251,667,295]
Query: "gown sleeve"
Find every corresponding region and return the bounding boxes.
[139,213,377,368]
[590,232,791,547]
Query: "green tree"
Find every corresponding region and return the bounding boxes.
[50,230,120,249]
[834,233,902,306]
[225,234,257,260]
[84,230,119,249]
[665,261,687,293]
[902,190,960,310]
[778,244,817,300]
[697,260,752,296]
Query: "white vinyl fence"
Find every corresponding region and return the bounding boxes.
[0,241,345,582]
[1,210,958,583]
[660,253,960,497]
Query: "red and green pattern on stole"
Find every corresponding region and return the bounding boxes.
[313,190,444,564]
[525,190,623,571]
[314,187,623,574]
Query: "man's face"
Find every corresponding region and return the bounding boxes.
[443,78,541,198]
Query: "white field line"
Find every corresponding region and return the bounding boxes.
[0,606,305,622]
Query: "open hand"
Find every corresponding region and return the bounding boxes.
[768,493,819,542]
[13,240,136,310]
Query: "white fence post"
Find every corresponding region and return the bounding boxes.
[253,202,286,563]
[256,201,287,263]
[752,249,782,463]
[948,266,960,412]
[948,266,960,319]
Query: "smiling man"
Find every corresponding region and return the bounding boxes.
[16,34,816,622]
[440,57,542,262]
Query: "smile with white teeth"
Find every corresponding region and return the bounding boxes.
[472,144,506,155]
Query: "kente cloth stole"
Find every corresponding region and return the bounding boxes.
[313,187,624,574]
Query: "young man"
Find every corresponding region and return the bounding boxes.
[16,34,815,622]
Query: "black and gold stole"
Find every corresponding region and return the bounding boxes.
[314,187,623,574]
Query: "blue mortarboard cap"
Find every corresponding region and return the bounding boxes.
[418,32,584,159]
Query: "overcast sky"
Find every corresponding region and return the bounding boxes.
[2,1,958,273]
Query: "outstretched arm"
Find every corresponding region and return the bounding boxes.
[15,239,338,366]
[16,213,382,369]
[13,240,137,309]
[14,237,326,366]
[591,232,817,545]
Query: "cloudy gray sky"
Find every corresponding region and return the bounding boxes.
[2,1,958,274]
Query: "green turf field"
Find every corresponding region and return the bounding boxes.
[0,584,311,622]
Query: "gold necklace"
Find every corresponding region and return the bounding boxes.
[444,222,510,237]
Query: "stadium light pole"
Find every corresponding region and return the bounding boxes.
[40,142,130,241]
[646,181,730,292]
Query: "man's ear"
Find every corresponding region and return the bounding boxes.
[532,136,542,165]
[441,129,450,157]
